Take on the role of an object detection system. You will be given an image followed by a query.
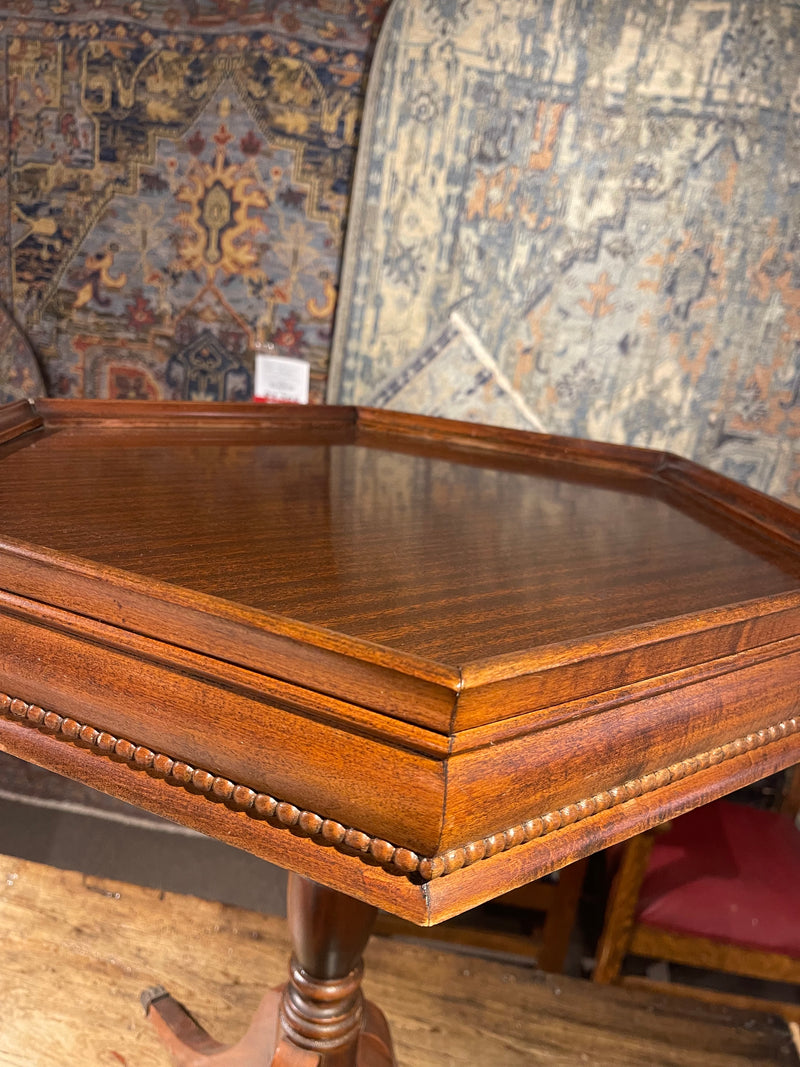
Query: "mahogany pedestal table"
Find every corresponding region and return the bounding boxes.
[0,400,798,1067]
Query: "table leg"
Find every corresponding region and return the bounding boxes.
[144,873,396,1067]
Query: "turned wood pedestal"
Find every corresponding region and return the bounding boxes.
[0,401,798,1063]
[145,875,394,1067]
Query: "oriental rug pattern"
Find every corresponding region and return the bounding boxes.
[1,0,386,402]
[329,0,800,505]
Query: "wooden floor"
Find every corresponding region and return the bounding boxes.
[0,854,797,1067]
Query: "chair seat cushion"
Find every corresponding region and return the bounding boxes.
[637,799,800,958]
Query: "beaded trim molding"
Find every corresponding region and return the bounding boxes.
[1,693,797,882]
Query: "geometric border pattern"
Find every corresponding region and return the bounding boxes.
[331,0,800,506]
[2,692,797,883]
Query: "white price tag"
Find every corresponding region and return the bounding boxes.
[254,350,310,404]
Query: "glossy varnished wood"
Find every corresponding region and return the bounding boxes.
[0,400,799,924]
[2,406,799,670]
[146,874,395,1066]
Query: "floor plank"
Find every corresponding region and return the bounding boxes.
[0,855,796,1066]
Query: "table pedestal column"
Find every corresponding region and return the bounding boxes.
[144,873,396,1067]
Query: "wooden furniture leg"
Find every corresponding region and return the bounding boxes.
[593,831,659,984]
[536,858,588,972]
[144,873,396,1067]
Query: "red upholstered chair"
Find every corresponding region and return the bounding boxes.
[593,766,800,1022]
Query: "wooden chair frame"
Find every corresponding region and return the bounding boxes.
[593,766,800,1023]
[376,859,588,973]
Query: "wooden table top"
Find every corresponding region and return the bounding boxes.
[0,400,798,923]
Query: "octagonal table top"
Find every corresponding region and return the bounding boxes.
[0,400,798,923]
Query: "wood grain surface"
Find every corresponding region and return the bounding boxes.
[0,401,799,921]
[2,401,800,724]
[0,854,797,1067]
[1,407,798,667]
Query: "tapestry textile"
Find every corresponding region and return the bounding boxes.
[1,0,386,402]
[330,0,800,504]
[0,296,45,401]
